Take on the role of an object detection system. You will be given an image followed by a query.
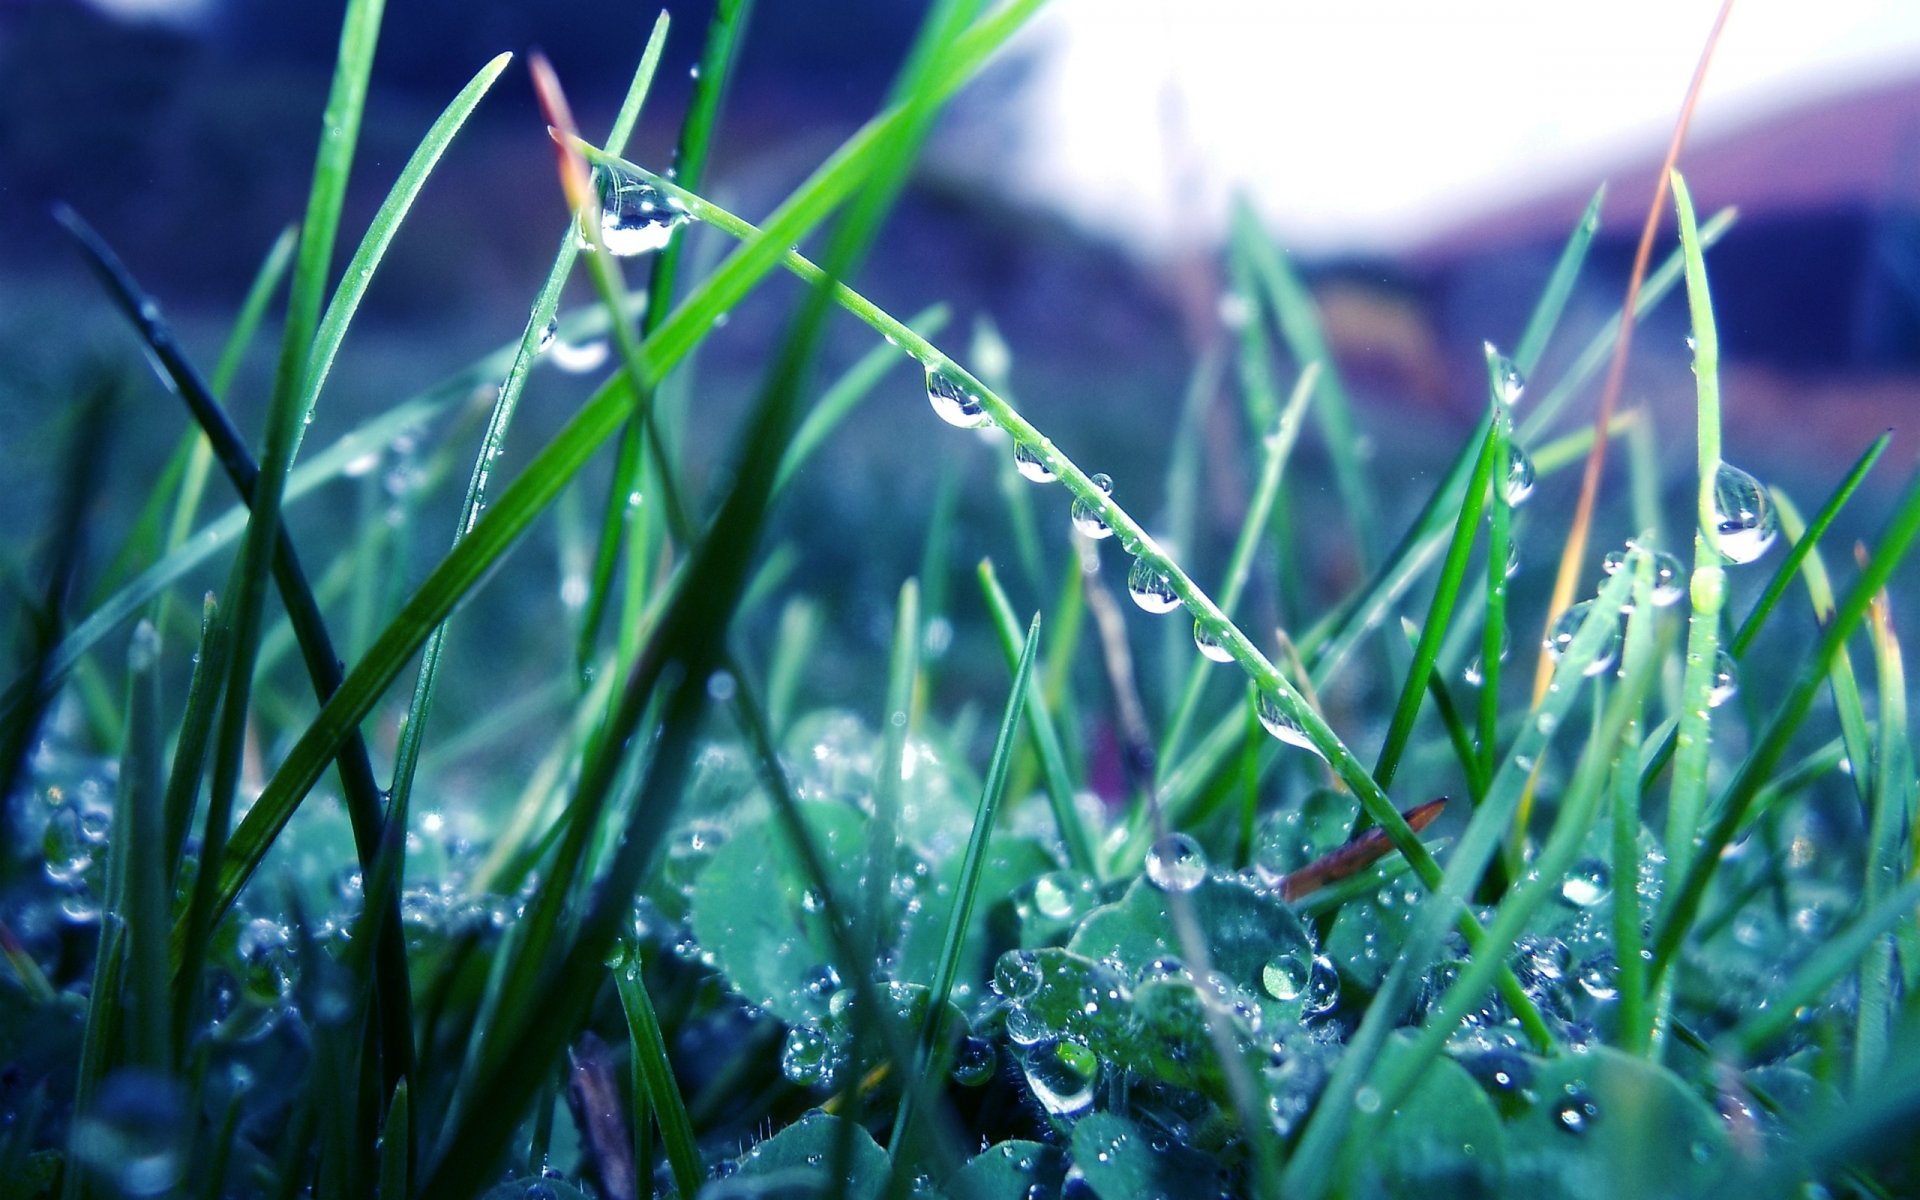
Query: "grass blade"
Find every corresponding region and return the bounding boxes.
[890,613,1039,1156]
[1856,577,1911,1084]
[612,962,701,1199]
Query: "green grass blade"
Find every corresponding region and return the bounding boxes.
[120,621,169,1072]
[868,579,922,955]
[1663,171,1728,885]
[1158,363,1316,772]
[1648,464,1920,992]
[1511,185,1605,373]
[890,613,1038,1157]
[161,595,223,885]
[613,960,701,1199]
[1230,198,1377,563]
[1477,356,1517,784]
[378,1081,410,1200]
[1370,388,1499,791]
[293,52,511,461]
[61,922,125,1200]
[978,560,1098,875]
[1856,583,1911,1084]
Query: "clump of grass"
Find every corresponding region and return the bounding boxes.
[3,3,1917,1199]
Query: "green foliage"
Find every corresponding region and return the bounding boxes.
[4,1,1916,1198]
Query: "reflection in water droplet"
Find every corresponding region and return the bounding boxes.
[1494,354,1526,405]
[1503,443,1536,505]
[1710,462,1779,564]
[1262,952,1310,1001]
[925,368,990,429]
[1544,600,1621,677]
[1022,1038,1097,1116]
[1649,551,1686,606]
[583,164,689,256]
[1707,649,1739,708]
[1127,558,1181,613]
[1013,440,1056,482]
[952,1035,996,1086]
[1194,621,1235,663]
[1071,473,1115,539]
[1256,692,1326,760]
[1145,833,1207,892]
[536,317,558,353]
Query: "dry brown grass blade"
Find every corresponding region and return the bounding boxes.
[1281,797,1447,901]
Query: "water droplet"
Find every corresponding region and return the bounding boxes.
[1304,954,1341,1016]
[1022,1038,1097,1116]
[1707,649,1739,708]
[1552,1084,1600,1135]
[1504,540,1520,578]
[1256,691,1326,760]
[780,1025,842,1087]
[549,337,610,373]
[952,1035,996,1086]
[1649,551,1686,606]
[1193,621,1235,662]
[1710,463,1779,564]
[1558,859,1612,907]
[1029,870,1093,922]
[1070,473,1115,540]
[1354,1086,1383,1114]
[42,803,94,885]
[582,164,688,256]
[1261,952,1310,1001]
[1145,833,1206,892]
[1013,441,1055,483]
[994,949,1044,1002]
[1503,443,1536,505]
[925,367,989,429]
[1126,558,1181,613]
[536,317,557,353]
[1544,600,1621,677]
[1494,354,1526,405]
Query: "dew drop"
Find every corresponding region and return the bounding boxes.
[1649,551,1686,606]
[1503,443,1536,505]
[583,164,689,256]
[1543,600,1620,677]
[1256,691,1326,760]
[1707,648,1739,708]
[1022,1038,1097,1116]
[536,317,558,353]
[1261,952,1311,1002]
[994,949,1043,1002]
[952,1035,996,1087]
[548,337,610,373]
[924,367,990,429]
[1710,462,1779,564]
[1013,440,1055,482]
[1070,473,1115,540]
[1127,558,1181,613]
[780,1024,841,1087]
[1494,354,1526,405]
[1193,621,1235,662]
[1144,832,1206,893]
[1552,1085,1600,1135]
[1558,858,1612,907]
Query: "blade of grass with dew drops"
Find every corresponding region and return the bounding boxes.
[1229,197,1376,565]
[609,161,1583,1031]
[1298,207,1734,676]
[890,613,1038,1157]
[1662,171,1732,888]
[1638,439,1889,793]
[578,0,755,667]
[202,0,1053,936]
[1647,465,1920,994]
[160,595,222,883]
[1856,577,1911,1085]
[1370,381,1501,793]
[612,954,701,1200]
[1281,564,1637,1196]
[1366,555,1659,1126]
[979,560,1100,877]
[1613,679,1654,1055]
[422,10,1002,1186]
[1767,493,1876,804]
[1158,362,1317,774]
[383,16,674,965]
[1478,355,1517,785]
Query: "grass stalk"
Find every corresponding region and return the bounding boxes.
[613,960,701,1199]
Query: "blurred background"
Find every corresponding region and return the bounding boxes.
[3,0,1919,724]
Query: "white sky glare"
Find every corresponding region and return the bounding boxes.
[996,0,1920,254]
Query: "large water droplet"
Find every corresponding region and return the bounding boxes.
[925,367,990,429]
[780,1024,842,1087]
[1261,952,1310,1002]
[1022,1038,1097,1116]
[1544,600,1621,677]
[1127,558,1181,613]
[1070,473,1115,540]
[1013,440,1055,482]
[1707,648,1739,708]
[1494,354,1526,405]
[952,1035,996,1086]
[1710,463,1779,564]
[1558,859,1612,908]
[1256,691,1326,760]
[536,317,558,353]
[584,164,688,256]
[995,949,1044,1002]
[1145,833,1206,892]
[1193,621,1235,663]
[1503,443,1536,505]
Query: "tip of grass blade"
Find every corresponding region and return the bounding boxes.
[529,53,593,215]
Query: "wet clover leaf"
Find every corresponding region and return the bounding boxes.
[1070,1111,1223,1200]
[945,1139,1068,1200]
[727,1111,888,1200]
[1359,1034,1508,1198]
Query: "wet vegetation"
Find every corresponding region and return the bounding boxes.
[4,1,1919,1197]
